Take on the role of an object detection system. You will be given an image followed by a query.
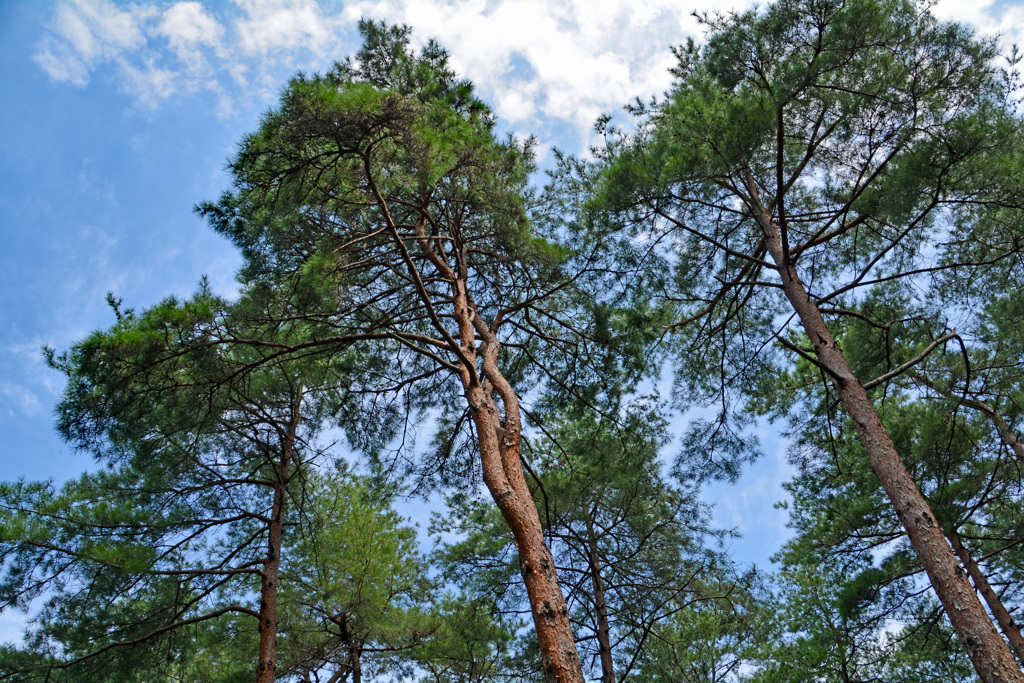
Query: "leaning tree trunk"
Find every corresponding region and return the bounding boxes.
[257,389,304,683]
[457,295,585,683]
[466,379,585,683]
[391,199,586,682]
[949,530,1024,664]
[746,179,1024,683]
[584,512,616,683]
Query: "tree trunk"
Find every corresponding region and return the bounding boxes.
[351,639,362,683]
[448,275,585,683]
[466,380,584,683]
[337,612,363,683]
[584,512,616,683]
[949,530,1024,664]
[468,389,584,683]
[746,180,1024,683]
[375,107,582,683]
[257,389,303,683]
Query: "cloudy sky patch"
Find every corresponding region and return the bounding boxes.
[29,0,1021,139]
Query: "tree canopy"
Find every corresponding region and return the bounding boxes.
[2,4,1024,683]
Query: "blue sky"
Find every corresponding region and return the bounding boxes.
[2,0,1022,642]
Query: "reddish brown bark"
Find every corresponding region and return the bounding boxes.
[454,288,582,683]
[745,175,1024,683]
[257,389,304,683]
[466,377,584,683]
[392,207,585,682]
[949,530,1024,665]
[585,512,616,683]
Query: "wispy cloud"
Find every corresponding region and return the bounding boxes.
[34,0,215,106]
[26,0,737,133]
[346,0,722,144]
[0,342,63,419]
[157,1,224,70]
[33,0,152,87]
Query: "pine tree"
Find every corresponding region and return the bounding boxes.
[587,0,1024,678]
[193,21,604,682]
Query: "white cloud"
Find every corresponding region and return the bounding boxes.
[33,0,152,87]
[118,57,179,106]
[934,0,1024,50]
[157,1,225,72]
[342,0,749,149]
[31,0,742,129]
[31,0,1024,136]
[53,0,149,61]
[159,2,223,49]
[32,35,90,87]
[232,0,345,56]
[33,0,227,108]
[494,81,540,122]
[1,382,42,417]
[0,609,29,648]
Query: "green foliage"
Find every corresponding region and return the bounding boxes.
[751,285,1022,680]
[579,0,1024,476]
[1,282,355,678]
[191,17,620,499]
[403,596,524,683]
[9,4,1024,681]
[572,0,1024,676]
[278,470,434,679]
[629,574,769,683]
[750,565,977,682]
[433,401,763,682]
